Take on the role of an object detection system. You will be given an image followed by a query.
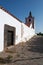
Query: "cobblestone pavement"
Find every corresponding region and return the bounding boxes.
[0,35,43,65]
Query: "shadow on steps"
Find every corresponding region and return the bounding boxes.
[27,36,43,53]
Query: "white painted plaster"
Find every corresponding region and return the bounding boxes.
[0,9,35,52]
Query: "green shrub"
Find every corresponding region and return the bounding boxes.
[37,32,43,36]
[6,55,13,60]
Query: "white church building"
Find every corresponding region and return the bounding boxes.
[0,6,35,52]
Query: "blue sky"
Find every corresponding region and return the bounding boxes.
[0,0,43,33]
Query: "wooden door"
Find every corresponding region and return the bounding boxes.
[7,31,14,46]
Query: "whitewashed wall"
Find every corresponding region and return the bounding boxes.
[21,23,35,42]
[0,9,21,51]
[0,9,35,52]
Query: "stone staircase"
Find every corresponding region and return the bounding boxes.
[0,35,43,65]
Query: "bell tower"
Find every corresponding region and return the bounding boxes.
[25,11,34,28]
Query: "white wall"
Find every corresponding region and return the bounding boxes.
[0,9,21,51]
[0,9,35,52]
[21,23,35,42]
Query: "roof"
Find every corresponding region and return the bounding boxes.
[0,6,22,23]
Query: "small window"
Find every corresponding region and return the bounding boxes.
[29,19,31,21]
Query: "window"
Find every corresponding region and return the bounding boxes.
[29,19,31,22]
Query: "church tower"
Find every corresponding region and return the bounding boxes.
[25,11,34,28]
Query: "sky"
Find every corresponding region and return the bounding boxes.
[0,0,43,33]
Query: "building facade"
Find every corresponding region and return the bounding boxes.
[0,6,35,52]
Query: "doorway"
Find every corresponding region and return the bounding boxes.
[4,24,16,48]
[7,31,14,46]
